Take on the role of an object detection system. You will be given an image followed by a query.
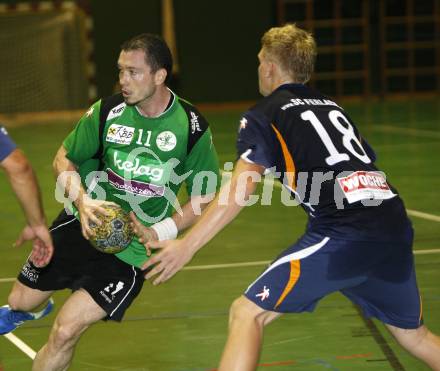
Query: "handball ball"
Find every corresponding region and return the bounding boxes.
[89,204,133,254]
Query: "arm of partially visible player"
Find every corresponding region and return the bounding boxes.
[53,145,112,240]
[131,121,220,256]
[1,149,53,266]
[139,159,264,285]
[130,194,214,255]
[173,194,215,230]
[2,149,47,229]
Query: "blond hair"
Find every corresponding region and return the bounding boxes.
[261,24,317,83]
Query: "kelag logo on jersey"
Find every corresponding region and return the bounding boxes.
[106,148,172,199]
[113,150,165,182]
[107,168,166,198]
[106,124,135,145]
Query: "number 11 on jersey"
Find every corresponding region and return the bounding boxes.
[136,129,152,147]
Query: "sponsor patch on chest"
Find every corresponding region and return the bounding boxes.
[106,124,135,145]
[337,171,396,204]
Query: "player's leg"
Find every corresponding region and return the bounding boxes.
[8,280,52,311]
[0,257,56,335]
[0,281,53,334]
[33,249,144,370]
[341,235,440,369]
[386,324,440,370]
[218,296,281,371]
[0,210,79,334]
[8,210,78,311]
[218,233,344,371]
[33,289,106,371]
[33,256,144,370]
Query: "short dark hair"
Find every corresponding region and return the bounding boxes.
[121,33,173,83]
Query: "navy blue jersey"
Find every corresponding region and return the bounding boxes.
[0,126,17,162]
[237,84,410,241]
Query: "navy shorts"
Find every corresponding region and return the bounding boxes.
[244,230,422,329]
[18,210,145,321]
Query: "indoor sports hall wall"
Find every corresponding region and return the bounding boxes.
[0,0,438,110]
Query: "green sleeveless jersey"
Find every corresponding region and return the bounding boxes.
[63,91,219,267]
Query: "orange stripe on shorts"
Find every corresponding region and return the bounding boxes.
[275,259,301,309]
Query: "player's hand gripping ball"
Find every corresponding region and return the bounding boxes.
[89,204,134,254]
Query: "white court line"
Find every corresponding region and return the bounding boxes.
[1,123,438,363]
[2,248,440,360]
[224,171,440,224]
[0,248,439,282]
[183,260,271,271]
[370,125,440,139]
[182,248,440,270]
[3,333,36,359]
[406,209,440,223]
[412,248,440,255]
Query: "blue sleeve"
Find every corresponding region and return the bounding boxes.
[236,112,276,169]
[0,126,17,162]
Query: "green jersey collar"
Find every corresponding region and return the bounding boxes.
[134,88,177,119]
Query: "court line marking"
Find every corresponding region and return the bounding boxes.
[370,125,440,139]
[2,250,439,363]
[412,248,440,255]
[184,248,440,270]
[3,333,36,359]
[353,305,406,371]
[406,209,440,223]
[0,248,439,283]
[2,116,438,366]
[224,172,440,224]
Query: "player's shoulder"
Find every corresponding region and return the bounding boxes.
[249,92,284,117]
[0,125,17,162]
[175,95,210,134]
[99,93,126,122]
[246,84,308,119]
[173,95,214,155]
[100,92,125,108]
[0,125,10,138]
[176,95,208,122]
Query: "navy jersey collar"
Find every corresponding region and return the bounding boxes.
[275,83,308,92]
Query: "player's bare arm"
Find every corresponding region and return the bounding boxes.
[53,145,113,240]
[140,159,264,285]
[172,193,215,231]
[130,193,215,256]
[1,148,53,267]
[2,149,46,227]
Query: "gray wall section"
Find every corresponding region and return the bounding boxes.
[172,0,273,102]
[90,0,162,100]
[0,0,274,103]
[91,0,274,102]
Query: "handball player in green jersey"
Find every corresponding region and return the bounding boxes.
[0,34,219,370]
